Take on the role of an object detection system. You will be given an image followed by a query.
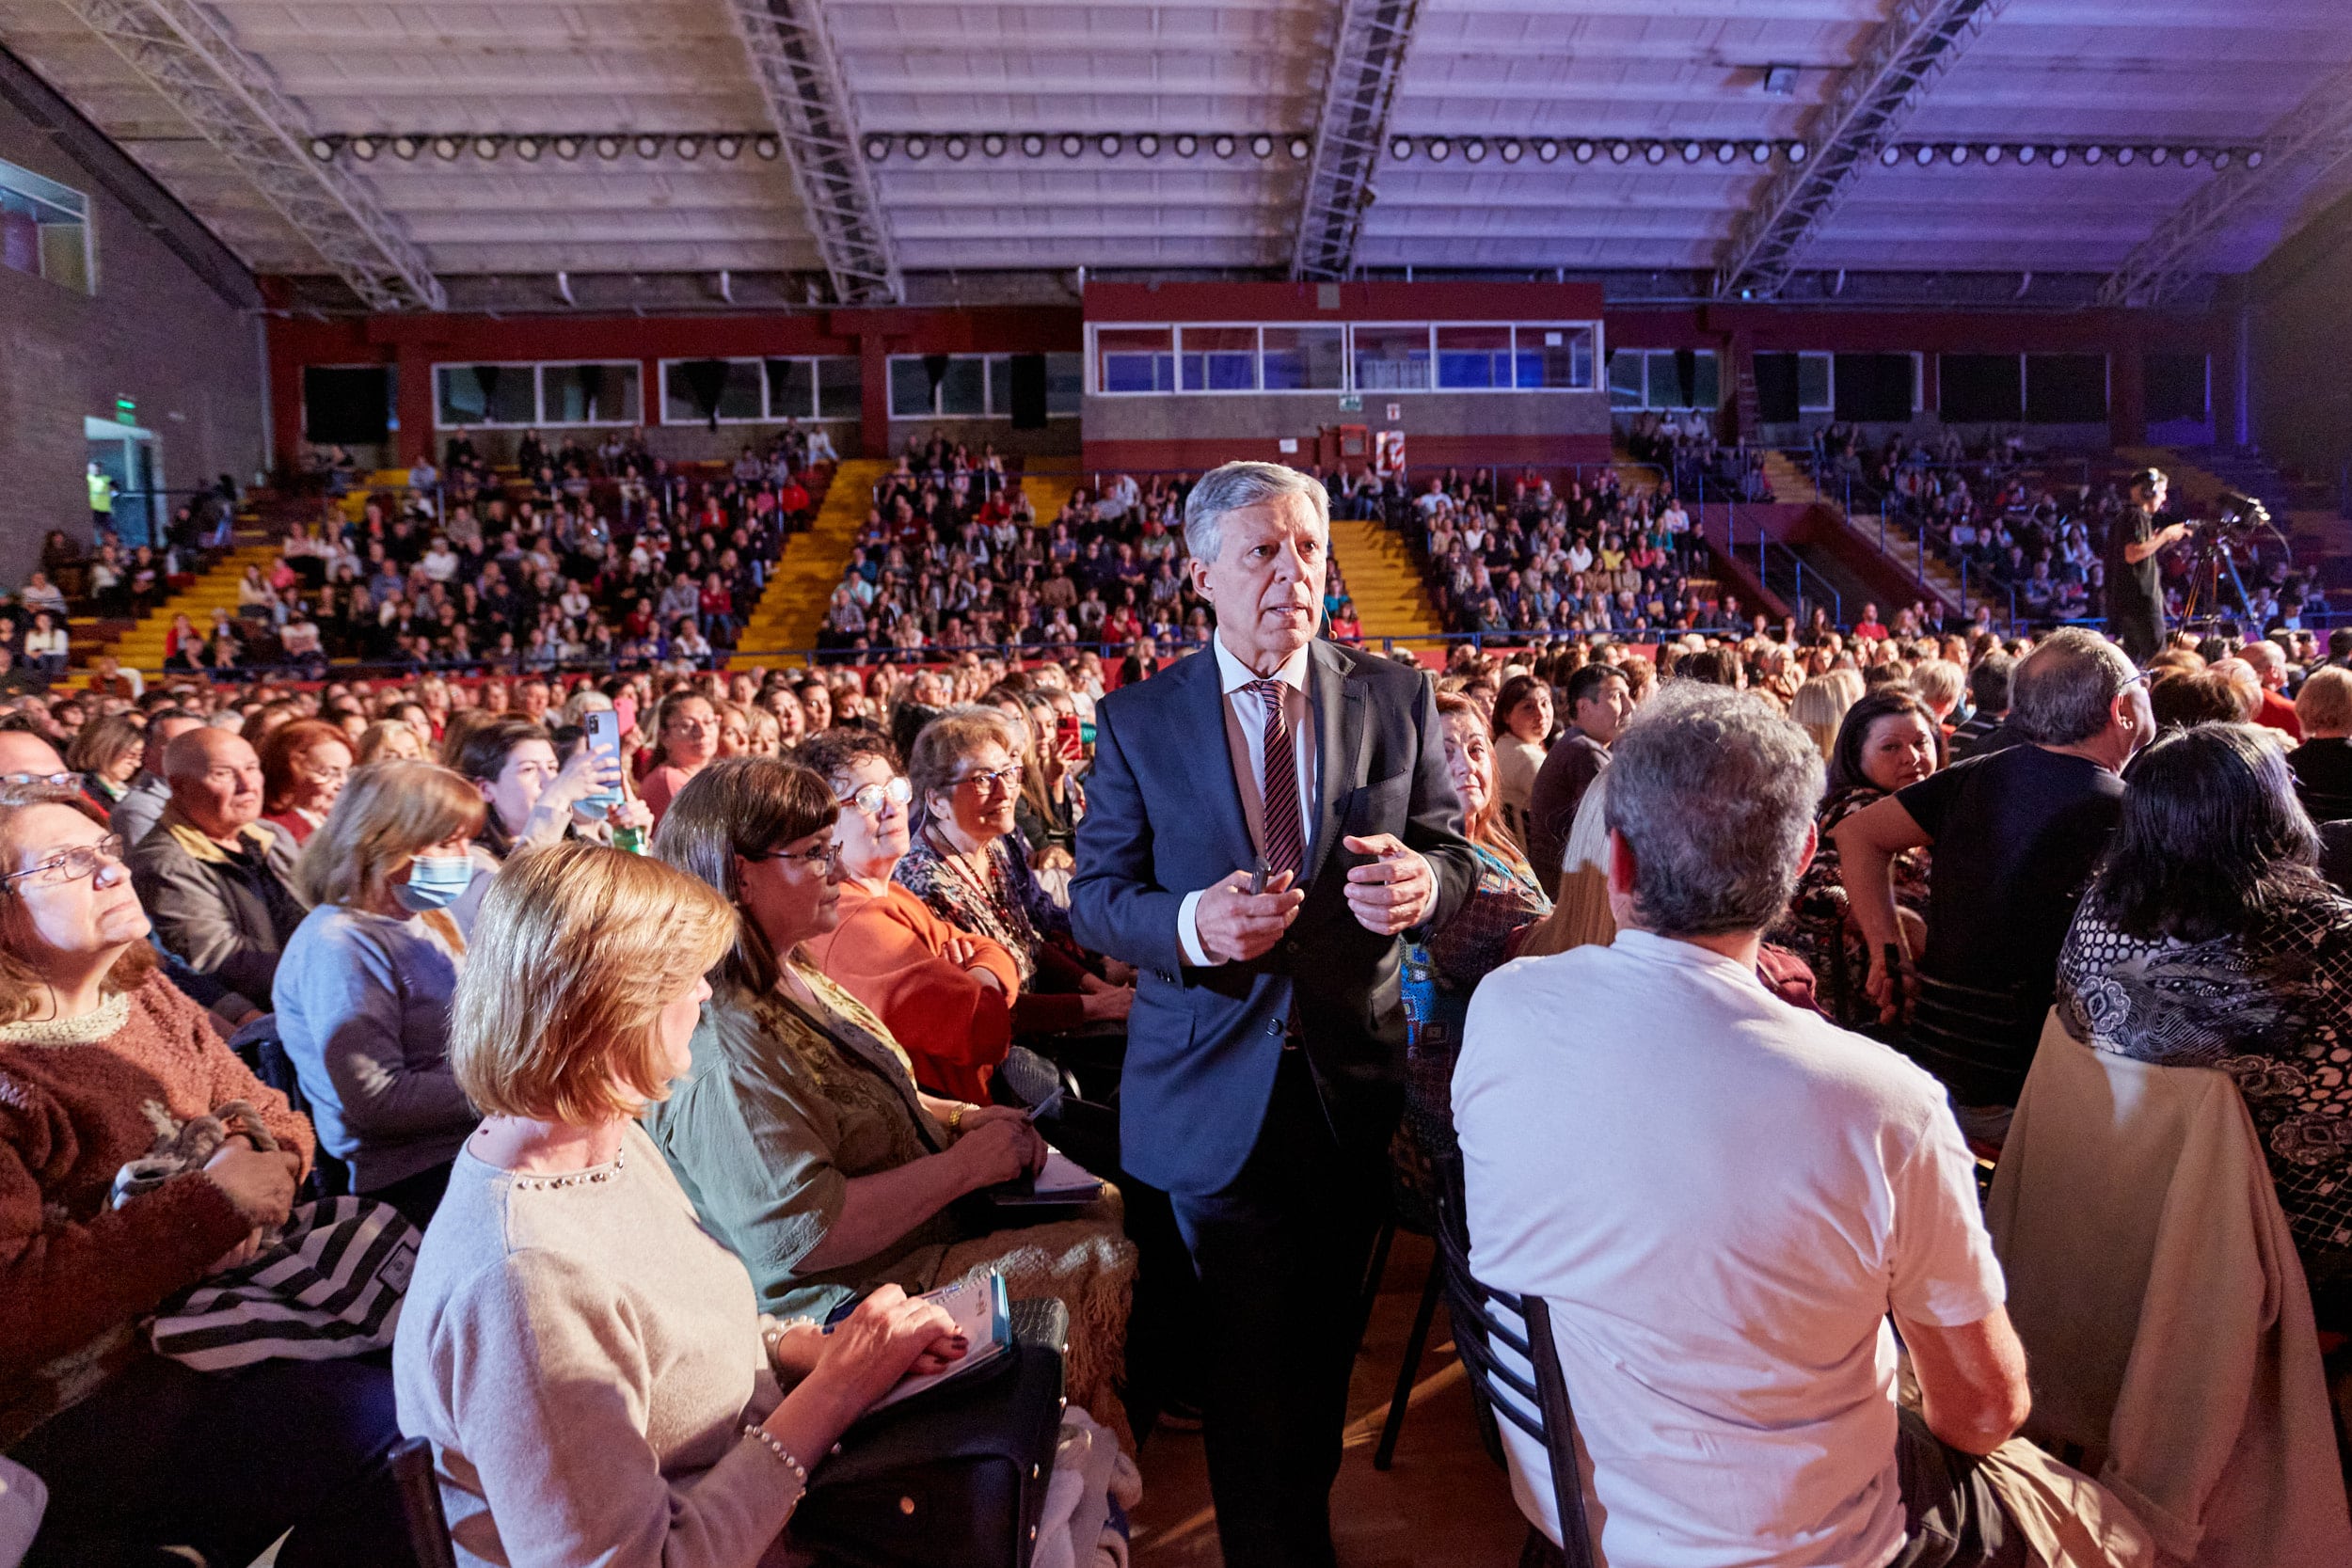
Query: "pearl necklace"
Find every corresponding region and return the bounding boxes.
[505,1144,627,1191]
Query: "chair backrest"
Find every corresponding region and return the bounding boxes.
[387,1436,458,1568]
[1431,1150,1598,1568]
[228,1013,352,1199]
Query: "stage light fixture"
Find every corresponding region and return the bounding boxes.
[1787,141,1807,164]
[349,136,378,161]
[1536,139,1562,163]
[1022,134,1047,157]
[1762,62,1799,95]
[754,135,780,160]
[944,135,968,160]
[1288,136,1311,159]
[2015,144,2037,165]
[714,135,742,160]
[1609,141,1632,164]
[1499,139,1523,163]
[675,135,703,160]
[1880,144,1902,166]
[432,136,461,161]
[2113,145,2134,166]
[513,136,541,162]
[308,136,335,162]
[1427,137,1451,161]
[2179,147,2200,167]
[1099,134,1121,157]
[1173,134,1198,157]
[1644,141,1666,164]
[2245,149,2263,168]
[1464,138,1487,163]
[2081,144,2103,165]
[1389,135,1413,159]
[864,135,890,161]
[2047,146,2068,167]
[1915,144,1934,166]
[982,133,1008,157]
[1565,140,1591,163]
[1680,140,1702,163]
[635,135,663,159]
[392,136,421,160]
[902,135,928,160]
[1980,143,2003,165]
[2211,149,2233,169]
[1212,134,1237,158]
[1750,141,1772,164]
[1136,134,1160,157]
[1060,134,1085,156]
[1948,143,1968,165]
[2146,145,2168,166]
[1250,134,1274,158]
[1714,141,1737,164]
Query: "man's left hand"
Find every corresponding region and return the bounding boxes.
[1342,833,1437,936]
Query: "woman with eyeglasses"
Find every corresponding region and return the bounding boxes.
[645,757,1136,1444]
[894,710,1133,1034]
[0,781,408,1567]
[255,718,354,847]
[793,729,1016,1103]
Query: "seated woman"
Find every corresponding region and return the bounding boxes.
[395,840,966,1568]
[444,715,644,867]
[2057,722,2352,1323]
[0,782,403,1567]
[272,761,483,1225]
[1396,695,1550,1197]
[1489,673,1551,850]
[65,712,144,815]
[794,729,1018,1103]
[647,757,1136,1443]
[1778,689,1938,1027]
[257,718,353,846]
[893,709,1131,1037]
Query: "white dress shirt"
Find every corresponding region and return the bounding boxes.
[1176,634,1318,967]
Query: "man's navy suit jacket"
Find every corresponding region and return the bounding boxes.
[1071,638,1475,1196]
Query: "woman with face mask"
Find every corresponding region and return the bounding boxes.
[270,760,486,1225]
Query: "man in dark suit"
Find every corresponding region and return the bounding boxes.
[1073,463,1475,1568]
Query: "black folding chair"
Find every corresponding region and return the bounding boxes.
[387,1437,458,1568]
[1429,1151,1598,1568]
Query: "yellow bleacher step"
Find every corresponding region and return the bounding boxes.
[98,542,280,674]
[732,460,888,669]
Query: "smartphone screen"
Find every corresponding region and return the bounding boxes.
[583,709,624,811]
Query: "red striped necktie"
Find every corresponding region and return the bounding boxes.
[1247,677,1305,879]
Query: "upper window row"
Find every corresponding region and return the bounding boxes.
[1089,323,1601,395]
[1608,349,1723,412]
[657,357,862,426]
[886,353,1083,420]
[433,358,865,428]
[1,156,93,294]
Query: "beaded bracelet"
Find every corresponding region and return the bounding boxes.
[741,1423,810,1486]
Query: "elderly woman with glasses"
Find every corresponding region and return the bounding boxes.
[647,757,1137,1445]
[894,709,1132,1035]
[793,729,1018,1103]
[0,782,407,1568]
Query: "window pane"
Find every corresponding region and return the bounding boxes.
[1692,352,1720,411]
[1797,354,1833,410]
[1352,325,1431,390]
[541,363,641,425]
[988,356,1013,416]
[2024,355,2107,423]
[888,358,935,418]
[1261,326,1344,390]
[938,356,986,416]
[766,358,817,420]
[1608,350,1645,409]
[1435,325,1511,389]
[1044,352,1084,414]
[0,158,91,294]
[438,365,536,426]
[1179,326,1258,391]
[816,356,861,420]
[1513,325,1594,389]
[1096,327,1174,393]
[663,360,760,423]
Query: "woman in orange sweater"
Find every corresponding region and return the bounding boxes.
[794,729,1017,1102]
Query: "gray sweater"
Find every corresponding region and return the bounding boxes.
[271,904,473,1191]
[393,1124,805,1568]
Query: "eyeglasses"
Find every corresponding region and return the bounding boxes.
[1,771,77,789]
[950,765,1023,796]
[2,834,124,892]
[837,775,914,816]
[757,842,837,873]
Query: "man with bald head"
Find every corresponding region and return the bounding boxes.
[2240,637,2303,739]
[128,726,305,1019]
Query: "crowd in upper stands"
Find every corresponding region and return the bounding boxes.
[5,440,2351,1567]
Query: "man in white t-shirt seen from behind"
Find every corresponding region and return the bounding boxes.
[1455,682,2031,1568]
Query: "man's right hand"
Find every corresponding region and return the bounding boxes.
[202,1141,299,1229]
[1195,869,1305,963]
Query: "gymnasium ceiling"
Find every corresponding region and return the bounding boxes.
[0,0,2348,309]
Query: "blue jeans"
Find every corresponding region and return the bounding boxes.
[9,1351,405,1568]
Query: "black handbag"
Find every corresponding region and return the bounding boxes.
[795,1297,1071,1568]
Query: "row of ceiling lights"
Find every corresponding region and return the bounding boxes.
[863,132,1313,162]
[1877,141,2263,169]
[306,133,783,163]
[1391,136,1806,165]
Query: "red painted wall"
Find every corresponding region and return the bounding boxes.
[265,298,1082,466]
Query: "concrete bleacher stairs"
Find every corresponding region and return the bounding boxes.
[731,459,885,668]
[100,538,279,675]
[1759,451,1820,506]
[1327,515,1443,647]
[1022,469,1078,525]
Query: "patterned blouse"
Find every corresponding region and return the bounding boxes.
[2057,889,2352,1293]
[896,831,1049,985]
[1777,784,1932,1028]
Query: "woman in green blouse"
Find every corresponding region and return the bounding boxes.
[646,756,1136,1445]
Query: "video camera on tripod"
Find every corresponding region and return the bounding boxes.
[2181,489,2288,626]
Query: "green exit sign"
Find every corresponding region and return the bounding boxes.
[114,396,136,426]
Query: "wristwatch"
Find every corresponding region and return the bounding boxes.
[946,1101,969,1137]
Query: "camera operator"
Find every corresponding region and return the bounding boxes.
[2106,467,2191,664]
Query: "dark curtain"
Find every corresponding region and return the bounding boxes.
[1753,353,1800,424]
[1673,348,1697,408]
[923,355,952,399]
[576,363,607,422]
[1832,353,1914,422]
[1938,355,2023,423]
[679,359,731,431]
[1008,354,1048,430]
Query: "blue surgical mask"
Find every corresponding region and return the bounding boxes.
[394,854,473,913]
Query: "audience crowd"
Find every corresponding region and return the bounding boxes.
[4,449,2350,1568]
